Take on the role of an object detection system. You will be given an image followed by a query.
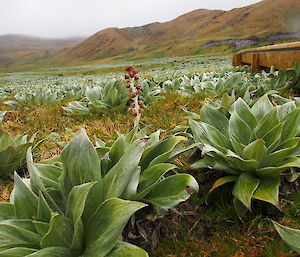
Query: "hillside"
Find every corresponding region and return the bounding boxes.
[0,0,300,71]
[58,0,300,66]
[0,35,84,70]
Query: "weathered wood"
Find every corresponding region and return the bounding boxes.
[232,41,300,72]
[251,53,261,73]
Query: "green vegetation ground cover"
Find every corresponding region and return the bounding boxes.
[0,55,299,256]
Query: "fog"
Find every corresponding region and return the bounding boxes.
[0,0,262,38]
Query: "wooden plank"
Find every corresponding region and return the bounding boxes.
[232,41,300,71]
[238,41,300,53]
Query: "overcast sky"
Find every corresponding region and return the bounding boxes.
[0,0,262,39]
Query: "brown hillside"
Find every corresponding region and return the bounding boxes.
[0,35,84,70]
[57,0,300,65]
[1,0,299,70]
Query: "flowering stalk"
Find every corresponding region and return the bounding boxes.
[124,65,144,127]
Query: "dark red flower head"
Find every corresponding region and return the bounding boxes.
[125,81,131,88]
[129,72,135,78]
[125,65,135,72]
[134,75,140,81]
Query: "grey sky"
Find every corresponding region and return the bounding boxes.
[0,0,262,38]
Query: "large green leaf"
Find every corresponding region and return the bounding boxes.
[13,173,38,219]
[257,157,300,176]
[0,132,15,151]
[144,174,199,209]
[60,129,102,197]
[242,139,267,164]
[103,140,145,199]
[255,108,279,139]
[0,143,31,176]
[199,105,229,136]
[107,241,148,257]
[208,176,238,195]
[83,198,146,257]
[251,94,273,122]
[0,203,15,220]
[0,220,41,249]
[232,173,260,209]
[232,98,257,129]
[66,182,96,251]
[280,109,300,142]
[136,163,176,199]
[60,129,103,220]
[273,221,300,254]
[140,136,185,170]
[252,176,280,207]
[0,247,37,256]
[229,112,253,145]
[37,193,52,222]
[26,247,77,257]
[109,135,126,166]
[40,214,73,249]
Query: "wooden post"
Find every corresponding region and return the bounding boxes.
[251,53,261,73]
[232,54,242,66]
[236,54,242,66]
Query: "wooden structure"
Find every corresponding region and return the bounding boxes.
[232,41,300,73]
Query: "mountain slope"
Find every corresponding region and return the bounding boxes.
[0,0,299,71]
[58,0,299,65]
[0,35,84,70]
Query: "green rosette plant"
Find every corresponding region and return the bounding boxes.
[0,128,199,256]
[4,89,61,109]
[189,94,300,210]
[0,131,34,177]
[0,129,149,256]
[95,127,199,213]
[64,79,130,115]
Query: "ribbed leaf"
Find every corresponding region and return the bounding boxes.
[66,182,96,250]
[199,105,229,136]
[0,220,41,249]
[84,198,146,257]
[136,163,176,199]
[273,221,300,254]
[0,203,15,220]
[103,140,145,199]
[140,136,185,170]
[109,135,126,166]
[13,173,38,219]
[232,173,260,209]
[252,176,280,207]
[208,176,238,195]
[40,214,73,249]
[232,98,257,129]
[0,247,37,256]
[26,247,77,257]
[229,112,253,145]
[60,129,102,197]
[263,122,283,151]
[107,241,148,257]
[242,139,267,164]
[256,108,279,139]
[251,94,273,122]
[280,109,300,142]
[37,193,52,222]
[144,174,199,209]
[258,157,300,176]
